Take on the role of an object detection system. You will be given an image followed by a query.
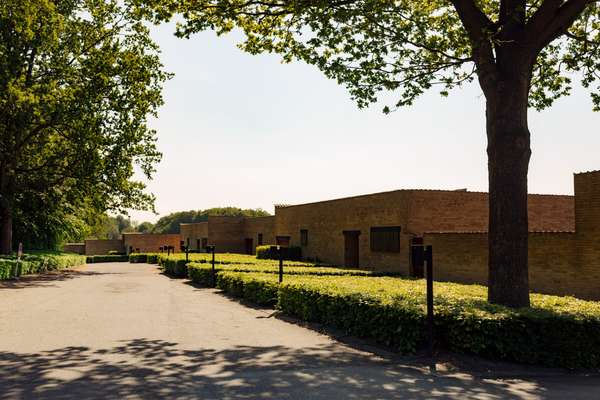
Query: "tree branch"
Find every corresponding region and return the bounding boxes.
[450,0,498,93]
[528,0,596,50]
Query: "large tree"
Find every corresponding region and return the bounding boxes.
[0,0,169,254]
[138,0,600,307]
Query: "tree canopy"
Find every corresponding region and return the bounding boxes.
[151,207,271,234]
[0,0,170,253]
[138,0,600,112]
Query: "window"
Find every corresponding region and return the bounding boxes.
[300,229,308,246]
[196,239,201,250]
[258,233,263,246]
[370,226,401,253]
[201,238,208,249]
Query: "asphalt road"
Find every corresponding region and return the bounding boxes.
[0,262,599,399]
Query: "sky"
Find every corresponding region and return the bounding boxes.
[129,23,600,223]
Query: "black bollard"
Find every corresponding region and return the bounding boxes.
[278,245,283,283]
[424,245,434,358]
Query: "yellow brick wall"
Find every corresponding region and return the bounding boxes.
[180,222,208,250]
[423,232,599,299]
[574,171,600,298]
[275,191,413,273]
[243,216,276,254]
[84,239,124,256]
[207,216,245,253]
[122,233,181,254]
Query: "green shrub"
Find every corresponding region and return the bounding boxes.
[128,253,146,263]
[187,261,397,278]
[0,252,86,280]
[86,254,129,263]
[162,257,188,278]
[202,271,600,369]
[256,245,302,261]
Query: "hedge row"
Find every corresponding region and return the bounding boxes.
[162,257,188,278]
[187,261,398,278]
[255,245,302,261]
[129,253,159,264]
[157,252,315,267]
[86,255,129,263]
[195,270,600,369]
[0,252,86,280]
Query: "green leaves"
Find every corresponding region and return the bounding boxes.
[1,0,170,249]
[193,266,600,368]
[137,0,600,112]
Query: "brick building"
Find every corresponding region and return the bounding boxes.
[64,233,181,255]
[424,171,600,299]
[181,170,598,299]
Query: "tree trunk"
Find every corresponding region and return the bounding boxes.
[486,76,532,308]
[0,199,12,255]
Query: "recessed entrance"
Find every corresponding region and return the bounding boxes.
[343,230,360,268]
[245,238,254,255]
[410,237,424,278]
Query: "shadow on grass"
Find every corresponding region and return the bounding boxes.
[0,270,120,290]
[0,338,567,400]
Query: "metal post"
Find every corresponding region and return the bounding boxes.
[185,246,189,263]
[278,245,283,283]
[425,245,434,358]
[208,245,216,287]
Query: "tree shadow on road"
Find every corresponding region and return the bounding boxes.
[0,270,121,290]
[0,338,577,400]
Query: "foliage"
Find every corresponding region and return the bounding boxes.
[0,0,170,253]
[136,1,600,112]
[256,245,302,261]
[161,257,189,277]
[187,261,398,278]
[209,271,600,369]
[86,254,129,263]
[151,208,271,234]
[136,221,154,233]
[129,252,159,263]
[0,252,86,280]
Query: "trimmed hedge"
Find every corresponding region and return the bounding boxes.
[187,261,398,278]
[256,245,302,261]
[128,253,159,264]
[86,255,129,263]
[157,252,322,267]
[0,252,86,280]
[200,270,600,369]
[162,258,189,278]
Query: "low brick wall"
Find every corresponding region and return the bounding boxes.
[423,232,598,300]
[84,239,124,256]
[122,233,181,254]
[62,243,86,255]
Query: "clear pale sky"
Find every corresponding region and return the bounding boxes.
[129,23,600,223]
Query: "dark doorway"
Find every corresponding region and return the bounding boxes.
[410,237,425,278]
[343,230,360,268]
[201,238,208,250]
[276,236,290,247]
[245,238,254,255]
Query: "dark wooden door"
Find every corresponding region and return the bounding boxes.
[343,231,360,268]
[245,238,254,255]
[411,237,424,278]
[276,236,290,247]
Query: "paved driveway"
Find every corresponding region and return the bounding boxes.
[0,262,598,399]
